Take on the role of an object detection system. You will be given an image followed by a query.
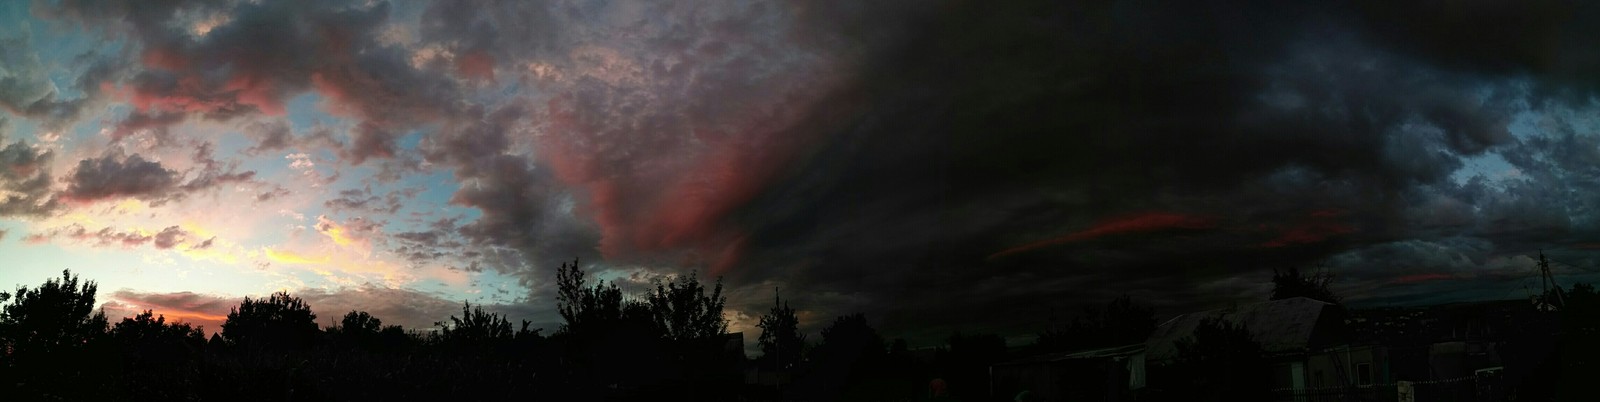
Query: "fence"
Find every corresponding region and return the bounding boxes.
[1270,384,1396,402]
[1270,373,1501,402]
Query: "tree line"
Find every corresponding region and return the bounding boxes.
[0,260,1022,401]
[10,261,1575,401]
[0,260,745,401]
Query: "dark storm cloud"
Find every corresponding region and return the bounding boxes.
[152,225,188,249]
[242,120,293,154]
[323,187,414,215]
[59,147,260,206]
[0,30,107,128]
[0,133,58,218]
[39,0,465,164]
[24,0,1600,347]
[1349,0,1600,99]
[111,110,187,144]
[658,0,1600,342]
[24,223,197,250]
[60,152,179,203]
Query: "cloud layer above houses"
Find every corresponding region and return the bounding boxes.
[2,0,1599,344]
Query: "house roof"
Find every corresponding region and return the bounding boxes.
[1144,297,1337,361]
[995,343,1146,366]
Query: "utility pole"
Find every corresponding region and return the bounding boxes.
[775,286,782,371]
[1539,251,1567,309]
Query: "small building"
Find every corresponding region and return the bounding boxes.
[1143,297,1386,395]
[990,343,1146,402]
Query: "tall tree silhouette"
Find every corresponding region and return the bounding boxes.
[0,269,109,355]
[1168,317,1270,401]
[647,271,728,342]
[803,313,888,400]
[812,313,885,362]
[942,332,1008,400]
[111,310,204,352]
[221,291,319,350]
[435,302,514,344]
[555,258,651,336]
[1270,267,1340,304]
[1036,294,1155,352]
[330,310,392,350]
[0,270,114,399]
[757,291,806,370]
[553,259,662,391]
[336,310,382,335]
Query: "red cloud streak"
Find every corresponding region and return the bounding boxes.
[988,212,1218,260]
[537,69,847,275]
[1257,212,1357,248]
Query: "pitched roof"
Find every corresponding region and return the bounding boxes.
[995,343,1146,366]
[1144,297,1337,361]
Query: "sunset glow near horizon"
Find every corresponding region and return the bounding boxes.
[3,1,1600,345]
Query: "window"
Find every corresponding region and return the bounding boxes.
[1356,363,1373,386]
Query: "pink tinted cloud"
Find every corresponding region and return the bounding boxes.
[1257,209,1358,248]
[455,50,496,81]
[538,69,845,274]
[97,2,454,163]
[988,212,1219,259]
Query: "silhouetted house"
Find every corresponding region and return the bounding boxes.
[724,332,746,360]
[1347,299,1551,393]
[206,333,228,354]
[991,343,1146,402]
[1144,297,1385,394]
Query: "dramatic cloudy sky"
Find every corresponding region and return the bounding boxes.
[3,0,1600,346]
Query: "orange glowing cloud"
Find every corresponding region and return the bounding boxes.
[988,212,1218,259]
[265,248,331,265]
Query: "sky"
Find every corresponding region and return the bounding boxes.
[2,0,1600,348]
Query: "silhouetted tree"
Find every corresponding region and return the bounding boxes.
[757,291,806,370]
[554,259,668,393]
[329,310,388,350]
[647,271,728,342]
[1556,282,1599,394]
[813,313,886,361]
[221,291,319,350]
[1168,316,1270,401]
[803,313,888,400]
[1036,294,1155,352]
[0,269,110,355]
[556,258,651,336]
[435,301,514,344]
[337,310,382,335]
[111,310,204,351]
[0,270,114,399]
[941,332,1009,400]
[1270,267,1340,304]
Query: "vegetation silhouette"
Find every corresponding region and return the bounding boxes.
[0,270,115,400]
[1270,266,1341,304]
[1035,293,1156,353]
[222,291,320,351]
[1162,316,1271,402]
[0,269,1150,401]
[12,263,1571,401]
[756,290,804,371]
